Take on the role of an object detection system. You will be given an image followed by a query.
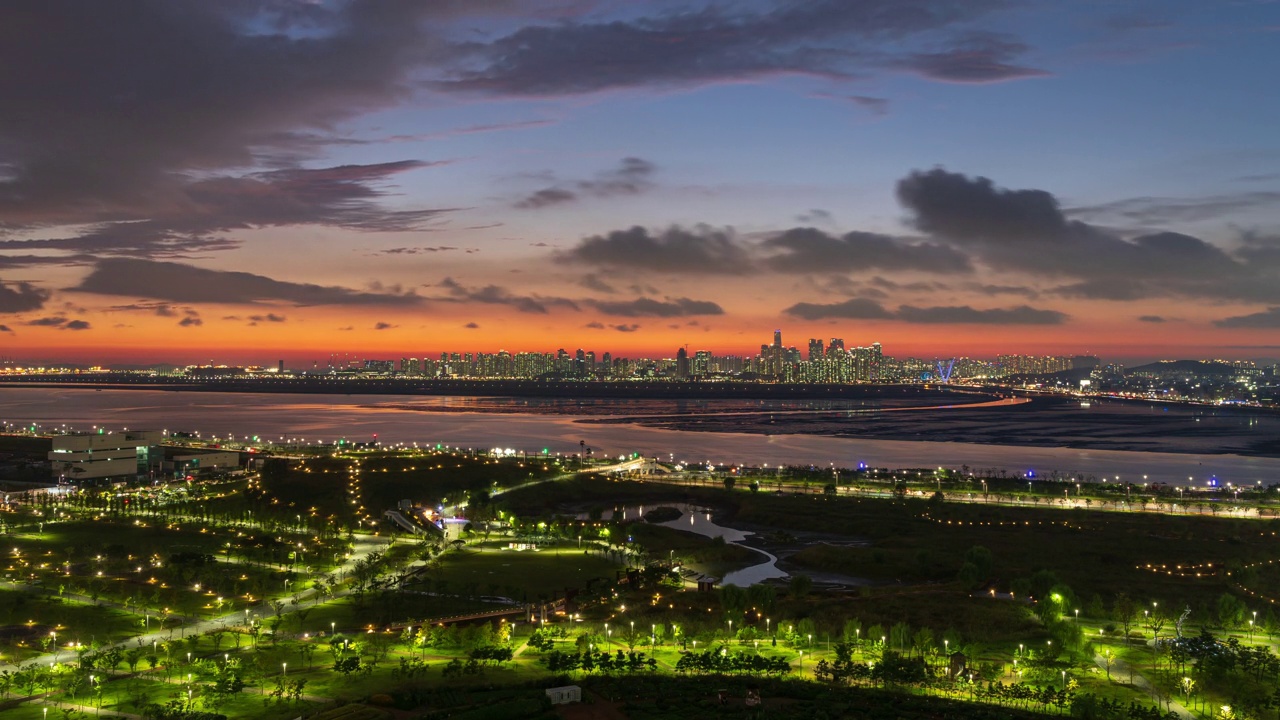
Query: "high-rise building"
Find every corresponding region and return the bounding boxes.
[675,347,690,379]
[773,329,782,348]
[693,350,712,376]
[808,339,824,361]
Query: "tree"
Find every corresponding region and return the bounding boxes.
[1113,593,1138,644]
[963,546,993,578]
[789,573,813,598]
[1217,593,1246,630]
[719,584,747,615]
[842,618,862,645]
[1100,648,1115,680]
[722,476,736,491]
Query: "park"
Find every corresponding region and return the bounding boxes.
[0,445,1278,719]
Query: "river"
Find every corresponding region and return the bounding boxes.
[1,387,1278,485]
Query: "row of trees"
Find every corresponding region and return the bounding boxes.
[543,649,658,674]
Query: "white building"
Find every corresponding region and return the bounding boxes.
[49,430,163,481]
[545,686,581,705]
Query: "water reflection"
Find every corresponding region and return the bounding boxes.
[1,388,1278,484]
[602,504,787,587]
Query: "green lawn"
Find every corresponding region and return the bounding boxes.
[430,544,619,601]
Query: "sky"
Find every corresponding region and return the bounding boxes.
[1,0,1279,367]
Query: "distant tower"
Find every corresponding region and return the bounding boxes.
[773,329,782,348]
[676,347,690,379]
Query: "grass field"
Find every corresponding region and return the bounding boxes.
[430,544,620,602]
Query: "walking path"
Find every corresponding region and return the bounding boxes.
[0,533,390,672]
[1092,651,1193,720]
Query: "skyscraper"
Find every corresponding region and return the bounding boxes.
[808,338,824,361]
[676,347,690,379]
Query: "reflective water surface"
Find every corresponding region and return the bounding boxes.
[1,387,1278,484]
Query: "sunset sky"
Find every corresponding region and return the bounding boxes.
[1,0,1279,366]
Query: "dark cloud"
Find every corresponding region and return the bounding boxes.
[588,297,724,318]
[1067,192,1280,225]
[1235,173,1280,184]
[373,322,396,330]
[178,316,203,327]
[0,324,11,333]
[578,157,655,196]
[611,323,641,332]
[578,274,617,294]
[783,298,894,320]
[0,280,50,313]
[180,161,457,232]
[813,93,890,116]
[248,313,286,323]
[0,2,468,228]
[847,96,890,116]
[584,322,605,329]
[515,158,656,210]
[0,255,95,270]
[1214,308,1280,329]
[377,246,460,255]
[784,299,1065,324]
[0,2,479,270]
[977,284,1039,299]
[435,277,578,314]
[567,169,1280,313]
[564,226,754,274]
[463,322,480,329]
[439,1,1008,95]
[895,304,1067,325]
[869,276,949,292]
[896,168,1278,303]
[63,319,91,331]
[2,160,456,268]
[761,228,971,274]
[515,188,577,209]
[26,316,68,327]
[0,231,240,259]
[795,208,834,225]
[389,118,558,142]
[73,259,422,306]
[897,167,1068,243]
[1138,315,1166,323]
[896,33,1048,83]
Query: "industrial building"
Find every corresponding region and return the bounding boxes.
[48,430,163,482]
[41,431,245,482]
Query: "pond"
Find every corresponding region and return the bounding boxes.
[601,503,788,587]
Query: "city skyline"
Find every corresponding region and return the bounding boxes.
[2,1,1280,364]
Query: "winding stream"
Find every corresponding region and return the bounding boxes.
[605,503,788,587]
